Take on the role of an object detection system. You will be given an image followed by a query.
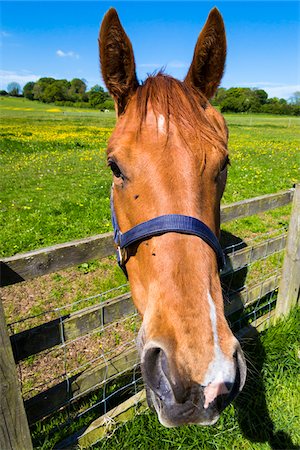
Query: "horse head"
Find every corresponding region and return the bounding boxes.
[99,7,246,427]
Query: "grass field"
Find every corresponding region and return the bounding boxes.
[1,97,300,449]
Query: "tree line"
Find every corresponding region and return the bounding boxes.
[2,79,300,115]
[1,78,114,110]
[211,87,300,116]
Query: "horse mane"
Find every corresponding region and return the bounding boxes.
[134,73,226,147]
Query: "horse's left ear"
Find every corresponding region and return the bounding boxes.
[99,8,139,115]
[184,8,226,100]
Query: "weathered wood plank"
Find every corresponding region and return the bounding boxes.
[276,184,300,318]
[64,293,135,342]
[11,317,64,362]
[24,378,69,425]
[72,346,138,400]
[56,389,147,449]
[221,188,294,223]
[225,273,281,317]
[0,232,115,287]
[11,293,135,362]
[0,298,32,450]
[25,346,138,424]
[222,233,287,276]
[0,189,293,287]
[252,309,275,332]
[77,390,147,449]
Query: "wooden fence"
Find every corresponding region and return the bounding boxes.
[0,186,299,449]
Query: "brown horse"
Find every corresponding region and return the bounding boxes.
[99,7,246,427]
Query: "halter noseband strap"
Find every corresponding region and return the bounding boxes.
[111,194,225,278]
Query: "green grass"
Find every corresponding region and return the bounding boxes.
[94,308,300,450]
[223,114,299,202]
[0,97,115,256]
[1,97,299,257]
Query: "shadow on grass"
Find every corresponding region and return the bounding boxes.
[235,331,298,450]
[220,230,297,450]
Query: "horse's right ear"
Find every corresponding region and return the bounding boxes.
[99,8,139,116]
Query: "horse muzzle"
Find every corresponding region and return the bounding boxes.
[140,341,247,427]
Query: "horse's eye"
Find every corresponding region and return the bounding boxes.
[220,155,230,172]
[108,161,123,179]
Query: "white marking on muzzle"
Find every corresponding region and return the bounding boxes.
[203,291,235,407]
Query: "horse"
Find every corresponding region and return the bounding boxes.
[99,7,246,427]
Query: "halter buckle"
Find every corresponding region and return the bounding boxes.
[117,246,127,267]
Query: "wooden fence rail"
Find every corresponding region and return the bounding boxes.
[0,186,299,450]
[11,293,135,362]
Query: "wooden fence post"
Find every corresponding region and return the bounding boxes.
[0,298,33,450]
[275,184,300,319]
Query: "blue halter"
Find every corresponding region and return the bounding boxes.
[111,192,225,278]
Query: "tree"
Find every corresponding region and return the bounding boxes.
[0,90,8,96]
[219,87,267,113]
[253,89,268,105]
[102,99,114,110]
[7,82,21,96]
[89,85,106,108]
[42,79,70,103]
[211,87,227,106]
[289,91,300,105]
[33,78,56,101]
[68,78,87,101]
[23,82,35,100]
[32,78,71,103]
[90,84,105,93]
[267,97,280,104]
[220,96,242,113]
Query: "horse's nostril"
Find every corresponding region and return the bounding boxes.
[142,346,171,397]
[143,347,163,375]
[142,345,190,405]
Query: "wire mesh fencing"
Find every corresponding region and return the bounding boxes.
[221,227,286,332]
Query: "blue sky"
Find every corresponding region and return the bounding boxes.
[1,1,299,99]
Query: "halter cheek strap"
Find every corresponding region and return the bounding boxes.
[111,193,225,278]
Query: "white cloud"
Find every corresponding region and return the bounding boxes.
[0,70,40,90]
[0,31,11,38]
[167,60,188,69]
[237,82,300,99]
[138,63,161,68]
[56,49,79,59]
